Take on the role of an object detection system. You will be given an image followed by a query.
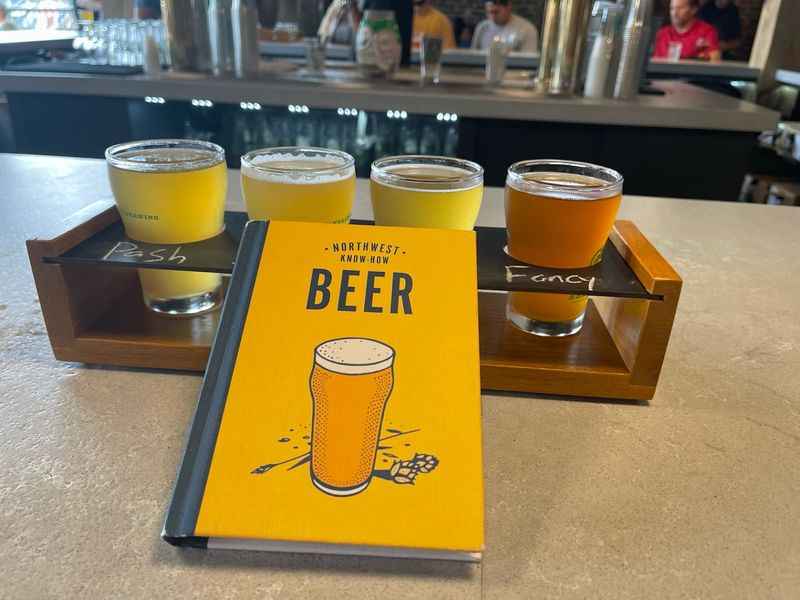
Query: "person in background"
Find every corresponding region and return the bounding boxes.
[412,0,455,49]
[471,0,538,53]
[654,0,721,61]
[699,0,741,60]
[0,3,16,31]
[318,0,358,45]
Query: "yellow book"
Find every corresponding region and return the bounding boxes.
[163,220,484,561]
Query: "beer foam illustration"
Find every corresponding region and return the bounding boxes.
[242,153,354,184]
[314,337,394,374]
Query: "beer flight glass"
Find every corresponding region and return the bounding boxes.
[505,159,624,337]
[107,137,621,339]
[240,147,356,224]
[105,139,227,316]
[369,155,484,230]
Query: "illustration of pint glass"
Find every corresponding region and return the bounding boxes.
[309,338,395,496]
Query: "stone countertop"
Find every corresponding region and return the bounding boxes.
[1,154,799,598]
[0,68,779,132]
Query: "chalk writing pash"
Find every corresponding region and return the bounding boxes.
[102,241,187,265]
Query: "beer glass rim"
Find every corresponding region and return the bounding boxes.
[507,159,623,200]
[371,155,484,191]
[240,146,355,179]
[105,139,225,172]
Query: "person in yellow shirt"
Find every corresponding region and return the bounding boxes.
[413,0,456,49]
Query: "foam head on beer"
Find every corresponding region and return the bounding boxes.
[314,337,395,374]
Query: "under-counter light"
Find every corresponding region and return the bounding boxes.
[191,98,213,108]
[241,102,262,111]
[145,96,165,104]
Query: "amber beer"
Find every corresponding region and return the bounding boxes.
[309,338,395,496]
[240,147,356,224]
[370,155,484,230]
[106,139,227,316]
[505,160,623,336]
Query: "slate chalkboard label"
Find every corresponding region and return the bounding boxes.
[102,241,187,265]
[506,265,596,290]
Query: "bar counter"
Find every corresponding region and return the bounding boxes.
[0,69,776,131]
[259,43,761,82]
[0,69,780,200]
[2,154,799,598]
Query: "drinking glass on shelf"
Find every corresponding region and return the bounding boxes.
[504,159,623,337]
[105,139,228,316]
[370,155,483,230]
[240,147,356,223]
[667,41,682,62]
[420,36,443,84]
[305,38,326,73]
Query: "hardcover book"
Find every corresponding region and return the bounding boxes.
[163,219,483,561]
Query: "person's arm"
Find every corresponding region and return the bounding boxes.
[652,27,669,59]
[471,22,485,49]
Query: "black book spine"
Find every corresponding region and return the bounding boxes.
[162,220,269,546]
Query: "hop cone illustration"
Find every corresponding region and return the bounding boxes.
[388,453,439,485]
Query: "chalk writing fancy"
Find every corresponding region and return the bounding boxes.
[102,241,187,265]
[505,265,597,290]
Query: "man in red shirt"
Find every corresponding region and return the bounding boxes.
[654,0,721,61]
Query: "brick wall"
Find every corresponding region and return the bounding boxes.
[436,0,763,60]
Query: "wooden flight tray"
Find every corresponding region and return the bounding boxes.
[27,204,681,401]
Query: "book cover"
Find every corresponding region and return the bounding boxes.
[163,220,483,561]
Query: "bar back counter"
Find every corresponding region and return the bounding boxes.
[0,67,779,200]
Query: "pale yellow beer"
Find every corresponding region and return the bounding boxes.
[241,147,355,224]
[105,140,227,316]
[309,338,395,496]
[370,156,484,230]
